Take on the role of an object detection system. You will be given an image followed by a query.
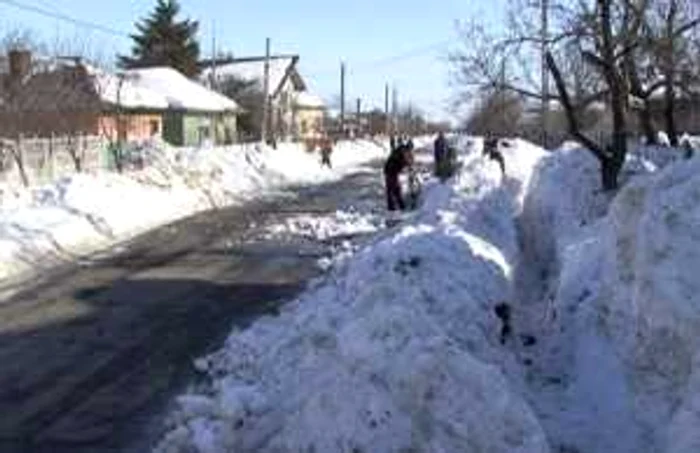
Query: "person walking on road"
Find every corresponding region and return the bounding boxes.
[320,135,333,168]
[433,131,448,179]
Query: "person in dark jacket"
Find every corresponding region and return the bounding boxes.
[383,142,413,211]
[320,135,333,168]
[433,132,447,178]
[483,137,506,175]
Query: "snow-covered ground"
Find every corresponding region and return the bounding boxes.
[0,139,389,285]
[152,134,700,453]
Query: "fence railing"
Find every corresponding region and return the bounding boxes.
[0,134,110,186]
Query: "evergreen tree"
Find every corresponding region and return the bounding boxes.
[119,0,200,77]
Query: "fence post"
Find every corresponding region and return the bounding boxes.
[49,133,56,180]
[17,134,28,186]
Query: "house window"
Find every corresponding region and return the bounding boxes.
[150,120,160,136]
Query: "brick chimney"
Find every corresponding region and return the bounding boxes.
[8,49,32,82]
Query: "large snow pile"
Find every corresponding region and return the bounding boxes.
[537,154,700,453]
[493,138,700,453]
[153,138,553,453]
[0,140,386,284]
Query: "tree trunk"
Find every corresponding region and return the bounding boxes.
[546,50,622,190]
[11,148,29,187]
[664,81,679,146]
[638,100,657,145]
[601,157,618,191]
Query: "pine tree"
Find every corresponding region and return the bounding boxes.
[119,0,200,77]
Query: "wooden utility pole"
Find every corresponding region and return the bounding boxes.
[340,62,346,137]
[356,98,361,136]
[211,21,218,144]
[262,37,271,143]
[210,21,217,90]
[384,83,390,136]
[391,85,398,136]
[541,0,549,147]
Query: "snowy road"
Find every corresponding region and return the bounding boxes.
[0,159,387,453]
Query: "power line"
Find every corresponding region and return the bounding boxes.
[310,38,452,78]
[357,39,451,70]
[0,0,128,38]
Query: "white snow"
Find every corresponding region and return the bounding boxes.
[88,65,169,109]
[127,67,240,112]
[153,136,552,453]
[0,139,386,287]
[201,57,295,93]
[262,210,383,241]
[154,133,700,453]
[293,91,325,109]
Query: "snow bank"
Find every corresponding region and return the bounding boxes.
[534,155,700,453]
[512,141,700,452]
[0,140,386,284]
[153,138,552,453]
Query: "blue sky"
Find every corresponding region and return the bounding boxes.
[0,0,506,122]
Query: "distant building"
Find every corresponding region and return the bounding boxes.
[0,50,241,147]
[200,55,326,142]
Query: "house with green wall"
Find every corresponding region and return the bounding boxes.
[126,67,240,147]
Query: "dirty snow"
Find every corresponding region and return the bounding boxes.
[262,210,383,241]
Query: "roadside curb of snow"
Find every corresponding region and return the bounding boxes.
[153,139,553,453]
[0,140,387,298]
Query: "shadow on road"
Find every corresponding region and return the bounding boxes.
[0,277,304,453]
[0,159,390,453]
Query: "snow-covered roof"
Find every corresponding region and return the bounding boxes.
[294,91,325,109]
[88,66,169,110]
[126,67,239,112]
[201,56,303,95]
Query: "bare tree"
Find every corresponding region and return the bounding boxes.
[465,88,524,136]
[644,0,700,145]
[216,75,264,141]
[452,0,662,190]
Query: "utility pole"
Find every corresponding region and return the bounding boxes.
[541,0,549,148]
[384,82,390,136]
[340,61,346,138]
[391,85,398,136]
[356,97,361,137]
[211,21,217,90]
[262,37,271,144]
[211,21,218,144]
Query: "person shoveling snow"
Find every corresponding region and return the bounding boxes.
[383,138,415,212]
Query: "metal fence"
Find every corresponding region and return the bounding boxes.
[0,134,110,186]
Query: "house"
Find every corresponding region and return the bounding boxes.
[125,67,240,146]
[0,50,241,147]
[200,54,326,141]
[0,50,168,142]
[292,91,325,140]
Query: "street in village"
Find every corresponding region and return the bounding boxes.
[0,157,390,453]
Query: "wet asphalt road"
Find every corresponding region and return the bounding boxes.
[0,160,386,453]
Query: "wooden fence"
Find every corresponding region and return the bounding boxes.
[0,134,109,186]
